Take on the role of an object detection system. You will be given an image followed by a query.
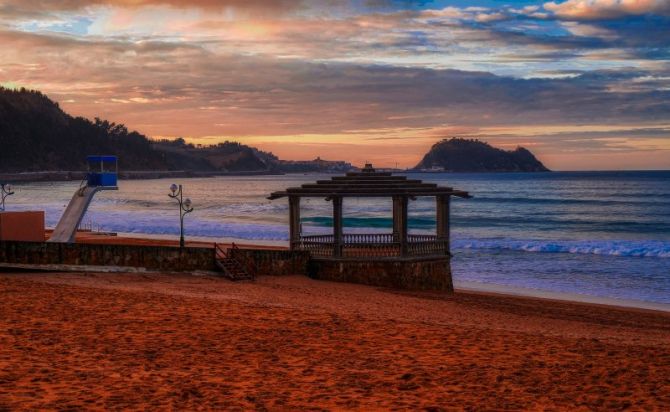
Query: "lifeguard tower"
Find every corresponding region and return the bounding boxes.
[85,155,118,187]
[48,156,119,243]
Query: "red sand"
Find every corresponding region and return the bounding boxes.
[0,272,668,410]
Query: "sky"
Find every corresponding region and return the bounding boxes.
[1,0,669,170]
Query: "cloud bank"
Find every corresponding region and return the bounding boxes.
[0,0,668,169]
[544,0,670,19]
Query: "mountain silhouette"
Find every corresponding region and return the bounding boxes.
[415,138,549,172]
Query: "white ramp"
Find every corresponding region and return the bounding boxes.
[48,185,117,243]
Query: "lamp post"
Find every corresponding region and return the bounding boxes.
[168,184,194,248]
[0,183,14,211]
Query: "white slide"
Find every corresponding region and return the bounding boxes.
[48,185,116,243]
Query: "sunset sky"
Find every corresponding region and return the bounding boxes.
[1,0,669,170]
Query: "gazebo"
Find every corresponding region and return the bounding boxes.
[268,164,470,291]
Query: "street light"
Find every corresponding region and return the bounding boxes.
[168,184,194,248]
[0,183,14,211]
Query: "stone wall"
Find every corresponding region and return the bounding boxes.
[230,248,452,291]
[230,248,310,276]
[0,241,216,272]
[307,257,453,292]
[0,241,453,291]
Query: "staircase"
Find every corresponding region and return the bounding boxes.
[215,243,254,281]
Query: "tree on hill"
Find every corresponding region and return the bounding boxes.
[0,87,166,172]
[0,87,276,173]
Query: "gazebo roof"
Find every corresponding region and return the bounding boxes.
[268,164,471,199]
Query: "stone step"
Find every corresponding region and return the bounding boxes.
[215,258,252,281]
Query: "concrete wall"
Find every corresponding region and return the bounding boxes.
[0,212,45,242]
[230,248,452,292]
[230,248,310,276]
[0,241,216,272]
[307,257,453,292]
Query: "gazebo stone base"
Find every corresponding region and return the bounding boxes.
[307,256,453,292]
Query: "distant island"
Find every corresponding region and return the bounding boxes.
[414,138,549,172]
[0,87,353,177]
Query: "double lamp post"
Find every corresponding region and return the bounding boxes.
[0,183,14,211]
[169,183,194,248]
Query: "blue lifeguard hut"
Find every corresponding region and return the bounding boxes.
[86,155,118,187]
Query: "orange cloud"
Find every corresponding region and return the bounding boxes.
[544,0,670,19]
[0,0,306,13]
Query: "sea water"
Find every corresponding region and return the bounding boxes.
[8,171,670,305]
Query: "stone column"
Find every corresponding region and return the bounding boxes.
[393,196,408,256]
[288,196,301,250]
[332,196,343,257]
[392,196,399,242]
[436,195,450,255]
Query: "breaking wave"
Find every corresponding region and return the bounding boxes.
[454,239,670,258]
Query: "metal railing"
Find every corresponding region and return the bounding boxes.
[295,233,449,258]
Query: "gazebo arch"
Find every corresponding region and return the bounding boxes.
[269,164,470,259]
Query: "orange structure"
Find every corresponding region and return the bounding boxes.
[0,211,45,242]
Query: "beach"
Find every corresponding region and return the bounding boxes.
[1,272,668,410]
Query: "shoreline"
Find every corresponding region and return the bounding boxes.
[455,280,670,313]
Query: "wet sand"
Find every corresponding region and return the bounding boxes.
[0,273,669,410]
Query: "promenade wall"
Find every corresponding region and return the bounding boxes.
[307,257,453,292]
[0,241,453,291]
[230,248,310,276]
[232,248,453,291]
[0,241,216,272]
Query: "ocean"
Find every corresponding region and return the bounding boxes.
[8,171,670,305]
